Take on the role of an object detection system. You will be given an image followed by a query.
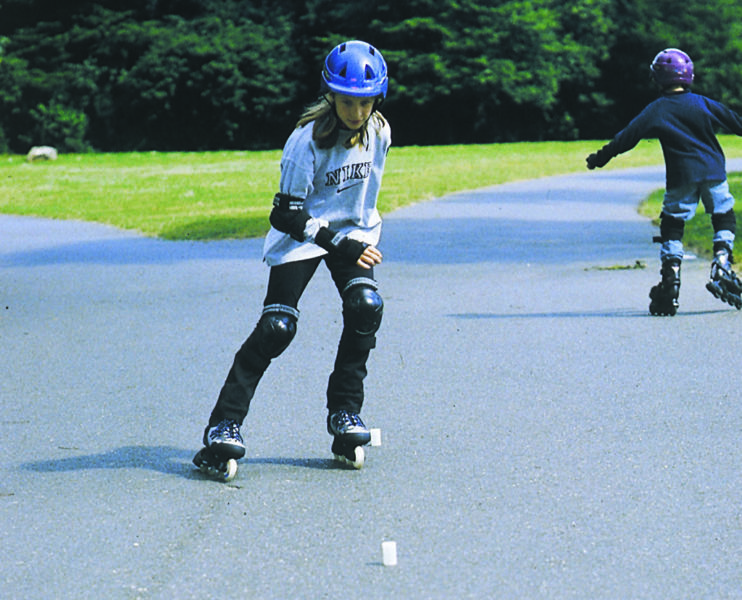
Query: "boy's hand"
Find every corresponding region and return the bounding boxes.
[586,152,608,170]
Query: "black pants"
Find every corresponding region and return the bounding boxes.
[208,253,379,426]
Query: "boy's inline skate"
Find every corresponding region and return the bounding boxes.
[705,245,742,309]
[193,419,246,482]
[327,410,371,469]
[649,258,681,316]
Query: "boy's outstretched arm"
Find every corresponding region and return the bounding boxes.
[586,148,611,170]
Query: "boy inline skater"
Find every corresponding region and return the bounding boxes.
[587,48,742,315]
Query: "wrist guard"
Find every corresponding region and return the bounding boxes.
[315,227,369,264]
[269,193,311,241]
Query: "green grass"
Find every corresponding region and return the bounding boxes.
[639,170,742,259]
[3,136,742,245]
[0,151,279,240]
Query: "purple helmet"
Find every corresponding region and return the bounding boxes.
[321,41,388,99]
[650,48,694,87]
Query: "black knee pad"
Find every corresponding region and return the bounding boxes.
[256,304,298,358]
[712,209,736,235]
[660,212,685,241]
[342,279,383,337]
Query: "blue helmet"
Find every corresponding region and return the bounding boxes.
[321,41,388,99]
[650,48,694,87]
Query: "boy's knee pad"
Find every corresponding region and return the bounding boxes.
[660,212,685,241]
[342,279,383,336]
[257,305,298,358]
[712,209,736,235]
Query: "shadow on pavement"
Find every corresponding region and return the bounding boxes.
[19,446,341,478]
[446,308,731,319]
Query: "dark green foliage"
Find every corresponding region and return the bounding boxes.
[1,0,741,151]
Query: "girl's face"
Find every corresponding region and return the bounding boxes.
[333,94,376,130]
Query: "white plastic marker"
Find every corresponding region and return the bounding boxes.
[382,541,397,566]
[370,428,382,447]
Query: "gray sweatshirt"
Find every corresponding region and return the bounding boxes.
[263,114,392,266]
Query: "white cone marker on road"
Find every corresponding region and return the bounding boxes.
[382,541,397,566]
[370,428,382,447]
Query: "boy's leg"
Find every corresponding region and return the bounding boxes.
[703,181,742,307]
[658,213,685,263]
[650,186,697,315]
[701,179,736,254]
[207,258,320,429]
[659,183,701,261]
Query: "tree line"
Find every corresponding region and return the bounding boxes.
[1,0,742,153]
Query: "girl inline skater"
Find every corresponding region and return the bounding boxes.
[194,40,391,477]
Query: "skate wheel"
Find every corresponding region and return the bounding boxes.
[334,446,365,469]
[649,304,676,317]
[351,446,365,469]
[223,458,238,482]
[194,448,239,482]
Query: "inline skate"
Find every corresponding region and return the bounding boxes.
[649,258,681,316]
[328,410,371,469]
[705,245,742,309]
[193,419,246,482]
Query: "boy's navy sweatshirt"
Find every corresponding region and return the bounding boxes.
[594,90,742,188]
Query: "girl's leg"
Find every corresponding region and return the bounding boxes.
[207,258,321,427]
[324,256,383,415]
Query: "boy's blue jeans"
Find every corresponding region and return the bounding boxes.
[661,179,735,261]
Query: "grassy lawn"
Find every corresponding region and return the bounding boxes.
[639,171,742,259]
[3,136,742,253]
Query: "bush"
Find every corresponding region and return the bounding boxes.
[20,101,91,153]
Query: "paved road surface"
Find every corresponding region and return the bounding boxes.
[2,163,741,599]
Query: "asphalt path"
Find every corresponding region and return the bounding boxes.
[2,162,742,599]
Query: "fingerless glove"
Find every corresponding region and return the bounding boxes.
[315,227,369,264]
